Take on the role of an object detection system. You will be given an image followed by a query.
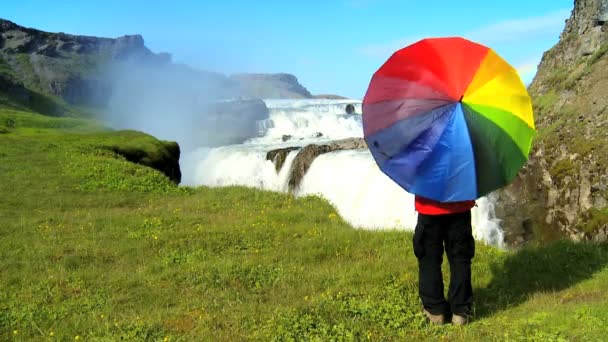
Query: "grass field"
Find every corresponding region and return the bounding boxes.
[1,107,608,341]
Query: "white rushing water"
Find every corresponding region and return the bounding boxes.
[181,99,504,248]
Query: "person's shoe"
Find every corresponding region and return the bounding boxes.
[423,309,445,325]
[452,314,470,326]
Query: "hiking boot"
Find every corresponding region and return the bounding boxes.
[423,309,445,325]
[452,314,470,326]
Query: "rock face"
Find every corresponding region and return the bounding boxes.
[0,19,154,59]
[0,18,316,117]
[0,73,30,102]
[0,18,173,114]
[266,138,367,192]
[230,73,313,99]
[266,147,299,173]
[199,99,270,147]
[496,0,608,246]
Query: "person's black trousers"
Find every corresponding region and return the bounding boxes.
[413,211,474,316]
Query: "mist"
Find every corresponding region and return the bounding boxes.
[101,58,269,152]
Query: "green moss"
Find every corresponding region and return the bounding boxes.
[578,208,608,234]
[544,60,593,91]
[70,53,109,77]
[544,66,570,90]
[564,64,591,90]
[571,137,602,157]
[531,221,566,244]
[97,130,181,183]
[588,43,608,65]
[15,53,41,89]
[534,117,564,143]
[533,90,559,114]
[27,90,68,116]
[539,44,606,91]
[0,56,15,77]
[549,159,578,178]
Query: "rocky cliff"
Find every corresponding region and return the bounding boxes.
[231,73,313,99]
[0,18,314,116]
[0,19,172,115]
[497,0,608,246]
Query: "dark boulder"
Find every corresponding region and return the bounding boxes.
[345,103,355,114]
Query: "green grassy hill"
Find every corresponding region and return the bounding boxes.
[1,106,608,341]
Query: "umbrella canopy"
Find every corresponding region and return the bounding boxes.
[363,37,535,202]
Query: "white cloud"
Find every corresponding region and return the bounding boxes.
[357,9,571,58]
[467,9,570,44]
[515,60,539,85]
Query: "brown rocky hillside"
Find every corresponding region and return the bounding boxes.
[497,0,608,246]
[0,18,313,117]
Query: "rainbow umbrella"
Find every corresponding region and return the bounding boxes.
[363,37,535,202]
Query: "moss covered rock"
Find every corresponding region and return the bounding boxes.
[497,0,608,245]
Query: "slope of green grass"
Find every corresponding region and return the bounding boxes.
[0,56,16,78]
[1,108,608,341]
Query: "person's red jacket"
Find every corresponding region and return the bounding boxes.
[415,195,475,215]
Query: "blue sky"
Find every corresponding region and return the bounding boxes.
[3,0,572,99]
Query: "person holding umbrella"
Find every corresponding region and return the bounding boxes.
[413,195,476,325]
[362,37,535,325]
